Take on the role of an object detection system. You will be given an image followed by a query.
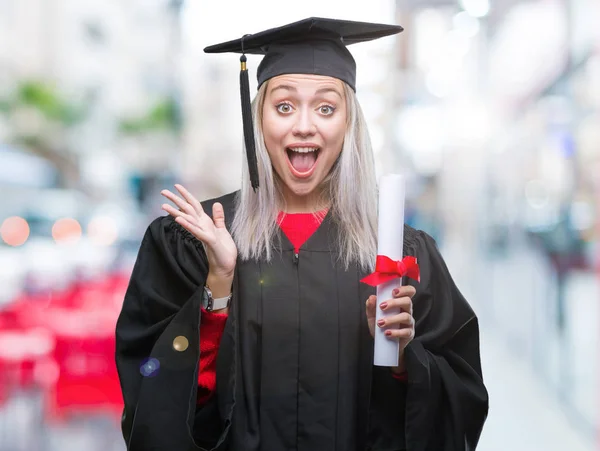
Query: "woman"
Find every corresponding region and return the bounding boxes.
[115,17,488,451]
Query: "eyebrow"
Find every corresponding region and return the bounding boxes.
[270,84,343,99]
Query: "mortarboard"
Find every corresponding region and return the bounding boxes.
[204,17,403,191]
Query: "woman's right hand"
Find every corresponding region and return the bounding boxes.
[161,184,237,279]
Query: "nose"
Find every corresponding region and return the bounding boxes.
[291,109,316,137]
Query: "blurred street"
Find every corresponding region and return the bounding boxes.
[445,235,598,450]
[478,330,594,451]
[446,238,597,451]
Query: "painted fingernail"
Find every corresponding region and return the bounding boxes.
[385,330,392,336]
[392,288,399,296]
[377,319,385,327]
[380,302,388,310]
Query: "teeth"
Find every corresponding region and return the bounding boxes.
[288,147,319,153]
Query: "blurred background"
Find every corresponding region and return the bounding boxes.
[0,0,598,449]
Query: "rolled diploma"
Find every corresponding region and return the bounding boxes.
[374,173,405,367]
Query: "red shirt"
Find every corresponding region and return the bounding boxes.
[276,209,329,253]
[196,308,228,404]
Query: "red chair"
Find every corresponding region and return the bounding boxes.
[41,305,123,422]
[0,271,129,424]
[0,327,56,396]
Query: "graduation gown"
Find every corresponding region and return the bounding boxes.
[115,191,488,451]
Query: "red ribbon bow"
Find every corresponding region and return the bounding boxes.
[360,255,420,287]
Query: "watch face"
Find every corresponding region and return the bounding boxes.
[202,286,211,310]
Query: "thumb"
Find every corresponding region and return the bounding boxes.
[365,295,377,318]
[212,202,226,229]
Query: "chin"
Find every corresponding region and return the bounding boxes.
[289,184,315,196]
[286,178,320,196]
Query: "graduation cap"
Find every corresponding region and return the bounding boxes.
[204,17,404,191]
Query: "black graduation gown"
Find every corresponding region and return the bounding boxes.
[115,191,488,451]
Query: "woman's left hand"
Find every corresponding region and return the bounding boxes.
[366,285,417,369]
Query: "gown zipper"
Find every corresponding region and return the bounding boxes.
[293,248,301,448]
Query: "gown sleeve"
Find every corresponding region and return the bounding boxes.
[115,214,231,450]
[368,229,489,451]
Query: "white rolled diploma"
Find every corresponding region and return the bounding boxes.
[374,173,406,367]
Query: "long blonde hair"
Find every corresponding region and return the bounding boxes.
[231,80,378,271]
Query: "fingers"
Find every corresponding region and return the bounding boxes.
[380,296,412,314]
[161,196,210,242]
[379,285,415,313]
[383,327,414,339]
[366,293,414,340]
[377,312,413,329]
[377,312,415,339]
[173,215,210,242]
[161,203,195,223]
[174,184,204,216]
[212,202,226,229]
[394,285,416,299]
[161,189,196,216]
[375,286,416,340]
[159,185,228,247]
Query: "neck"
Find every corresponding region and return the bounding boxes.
[278,180,330,213]
[281,194,329,214]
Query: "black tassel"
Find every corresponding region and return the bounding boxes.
[240,54,259,191]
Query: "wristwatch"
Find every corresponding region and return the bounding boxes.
[202,285,232,312]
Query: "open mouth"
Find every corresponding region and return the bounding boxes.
[285,146,321,177]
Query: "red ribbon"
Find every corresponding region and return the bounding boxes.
[360,255,420,287]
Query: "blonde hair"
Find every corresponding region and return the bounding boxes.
[231,80,378,271]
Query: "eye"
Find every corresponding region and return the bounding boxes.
[318,105,336,116]
[276,103,293,114]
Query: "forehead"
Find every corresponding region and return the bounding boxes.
[267,74,345,93]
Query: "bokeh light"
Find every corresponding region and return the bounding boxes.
[87,215,119,246]
[459,0,490,18]
[52,218,83,243]
[139,358,161,377]
[0,216,30,246]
